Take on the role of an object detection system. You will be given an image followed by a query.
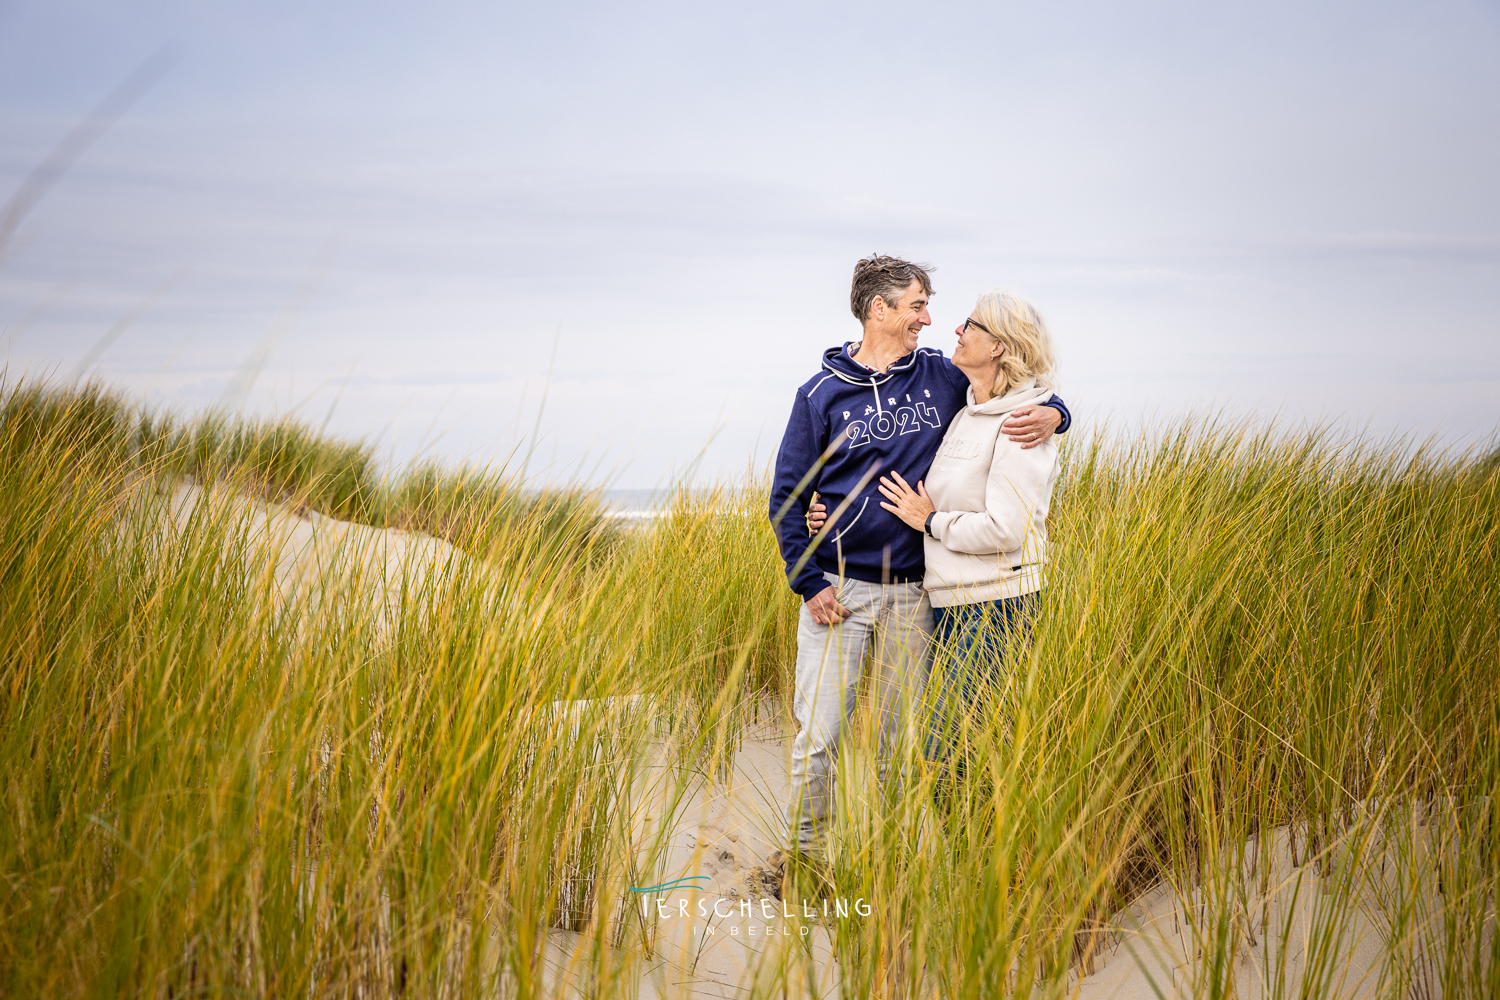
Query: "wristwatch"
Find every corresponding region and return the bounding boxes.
[924,512,936,538]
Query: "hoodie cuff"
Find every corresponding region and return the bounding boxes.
[794,574,833,602]
[928,512,953,542]
[1044,396,1071,435]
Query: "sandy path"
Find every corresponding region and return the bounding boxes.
[539,718,842,999]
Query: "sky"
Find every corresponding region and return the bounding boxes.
[2,0,1498,488]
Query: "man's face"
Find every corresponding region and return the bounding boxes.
[877,279,931,352]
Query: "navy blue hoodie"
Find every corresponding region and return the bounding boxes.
[769,343,1072,601]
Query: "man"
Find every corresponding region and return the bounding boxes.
[768,255,1070,857]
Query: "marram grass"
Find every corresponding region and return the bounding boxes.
[1,381,1497,998]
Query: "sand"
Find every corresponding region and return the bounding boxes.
[573,717,1476,999]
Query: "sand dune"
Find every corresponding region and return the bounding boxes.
[130,482,1476,998]
[142,478,472,630]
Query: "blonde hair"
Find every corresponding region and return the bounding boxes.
[972,291,1057,399]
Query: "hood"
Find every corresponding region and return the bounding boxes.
[966,378,1055,417]
[820,342,925,387]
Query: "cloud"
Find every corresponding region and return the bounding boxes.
[2,0,1498,485]
[1314,232,1500,262]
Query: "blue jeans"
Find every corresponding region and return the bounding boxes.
[924,592,1039,772]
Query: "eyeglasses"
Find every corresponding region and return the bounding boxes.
[962,317,994,337]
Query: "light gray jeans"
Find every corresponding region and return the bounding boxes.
[786,572,933,851]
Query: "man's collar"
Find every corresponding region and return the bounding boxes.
[847,342,880,372]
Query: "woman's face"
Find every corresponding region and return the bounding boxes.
[953,314,1002,371]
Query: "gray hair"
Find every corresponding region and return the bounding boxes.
[850,254,934,322]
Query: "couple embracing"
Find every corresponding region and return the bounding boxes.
[769,254,1068,862]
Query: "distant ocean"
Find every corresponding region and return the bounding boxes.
[597,488,720,521]
[599,489,672,513]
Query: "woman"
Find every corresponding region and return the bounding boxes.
[875,291,1061,763]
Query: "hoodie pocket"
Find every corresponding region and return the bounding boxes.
[830,496,870,544]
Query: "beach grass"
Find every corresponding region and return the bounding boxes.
[1,379,1496,998]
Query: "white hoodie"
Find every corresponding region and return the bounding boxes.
[922,379,1059,608]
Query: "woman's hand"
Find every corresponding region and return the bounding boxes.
[877,471,935,531]
[806,494,827,533]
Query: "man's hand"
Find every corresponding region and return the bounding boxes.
[805,584,851,626]
[1003,404,1063,449]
